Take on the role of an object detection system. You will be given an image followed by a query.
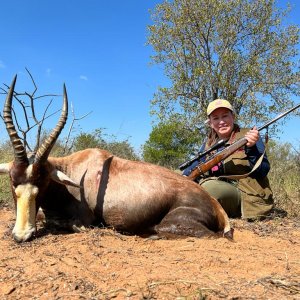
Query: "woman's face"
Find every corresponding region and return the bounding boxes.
[209,107,235,139]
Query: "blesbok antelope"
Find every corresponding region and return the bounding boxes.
[0,76,233,243]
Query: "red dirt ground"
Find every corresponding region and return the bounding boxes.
[0,206,299,299]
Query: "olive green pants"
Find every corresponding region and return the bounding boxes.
[200,178,241,218]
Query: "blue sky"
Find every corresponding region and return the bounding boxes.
[0,0,299,154]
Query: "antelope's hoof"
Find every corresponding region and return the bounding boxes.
[224,228,234,240]
[72,224,87,233]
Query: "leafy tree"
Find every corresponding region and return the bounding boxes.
[142,120,201,168]
[148,0,299,134]
[72,128,139,160]
[73,129,105,152]
[104,140,139,161]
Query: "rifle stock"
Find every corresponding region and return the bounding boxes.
[188,137,248,181]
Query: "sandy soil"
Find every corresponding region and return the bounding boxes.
[0,206,299,300]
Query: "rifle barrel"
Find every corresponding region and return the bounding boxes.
[258,103,300,131]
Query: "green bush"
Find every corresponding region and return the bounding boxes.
[73,129,139,160]
[267,141,300,217]
[0,176,12,208]
[142,120,201,169]
[0,142,13,207]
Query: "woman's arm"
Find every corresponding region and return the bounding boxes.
[245,135,270,178]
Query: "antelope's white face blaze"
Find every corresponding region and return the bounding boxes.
[12,183,39,242]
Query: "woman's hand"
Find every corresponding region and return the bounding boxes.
[245,127,260,148]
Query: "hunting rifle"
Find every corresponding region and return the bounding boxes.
[179,103,300,181]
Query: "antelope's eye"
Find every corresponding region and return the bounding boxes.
[12,183,20,191]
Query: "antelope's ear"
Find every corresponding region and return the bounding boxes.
[0,163,11,174]
[50,169,81,188]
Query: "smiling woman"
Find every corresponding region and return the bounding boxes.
[182,99,274,220]
[207,100,235,141]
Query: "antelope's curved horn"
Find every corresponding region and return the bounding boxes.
[3,75,29,165]
[34,84,68,163]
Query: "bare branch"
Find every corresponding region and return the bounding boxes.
[25,67,38,97]
[62,102,92,155]
[1,70,62,153]
[33,99,53,153]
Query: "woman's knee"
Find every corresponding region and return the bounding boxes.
[200,179,241,218]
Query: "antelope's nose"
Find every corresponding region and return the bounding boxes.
[12,228,35,243]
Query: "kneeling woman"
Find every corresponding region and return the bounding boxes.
[182,99,274,220]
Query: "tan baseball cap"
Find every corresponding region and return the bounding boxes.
[206,99,233,116]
